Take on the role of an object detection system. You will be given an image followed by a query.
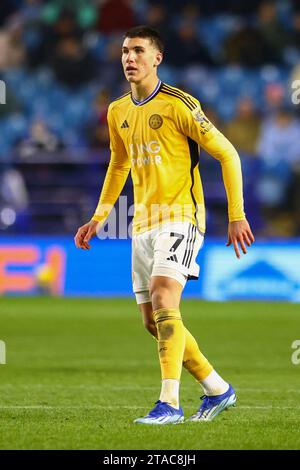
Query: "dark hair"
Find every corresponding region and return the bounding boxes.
[124,25,164,53]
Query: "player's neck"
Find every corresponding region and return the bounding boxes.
[131,76,160,103]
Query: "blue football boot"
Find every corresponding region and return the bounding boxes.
[134,400,184,425]
[188,384,237,422]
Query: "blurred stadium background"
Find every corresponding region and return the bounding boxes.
[1,0,300,452]
[0,0,300,300]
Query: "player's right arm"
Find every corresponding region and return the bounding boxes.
[74,104,130,250]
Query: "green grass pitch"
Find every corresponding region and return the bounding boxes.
[0,297,299,450]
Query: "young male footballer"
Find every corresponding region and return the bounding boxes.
[74,26,254,424]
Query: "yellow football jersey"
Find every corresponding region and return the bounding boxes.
[92,81,245,234]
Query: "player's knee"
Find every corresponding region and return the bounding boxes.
[150,276,183,310]
[150,286,172,310]
[150,277,182,307]
[150,277,167,296]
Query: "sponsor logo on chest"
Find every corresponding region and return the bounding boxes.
[130,140,162,167]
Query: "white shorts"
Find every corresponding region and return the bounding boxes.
[132,222,204,304]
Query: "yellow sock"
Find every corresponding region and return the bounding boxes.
[149,312,213,381]
[183,327,213,381]
[153,308,185,380]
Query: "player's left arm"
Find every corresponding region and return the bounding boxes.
[201,129,254,258]
[176,99,255,258]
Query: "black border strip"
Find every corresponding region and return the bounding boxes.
[0,450,297,467]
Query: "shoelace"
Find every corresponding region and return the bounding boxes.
[148,401,171,417]
[199,395,214,411]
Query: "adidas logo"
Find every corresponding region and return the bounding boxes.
[167,254,178,263]
[121,120,129,128]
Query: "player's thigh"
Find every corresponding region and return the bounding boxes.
[152,222,204,285]
[132,234,153,300]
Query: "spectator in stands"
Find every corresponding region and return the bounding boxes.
[224,1,290,66]
[42,0,96,30]
[0,1,20,27]
[27,8,83,68]
[224,26,270,66]
[165,20,215,66]
[85,89,110,152]
[0,32,12,70]
[96,0,135,34]
[289,163,300,235]
[17,119,65,159]
[258,107,300,168]
[288,9,300,49]
[222,97,261,156]
[220,0,262,16]
[51,35,97,88]
[263,82,286,115]
[179,2,202,24]
[96,34,128,89]
[255,0,290,64]
[256,107,300,212]
[0,30,26,70]
[289,12,300,100]
[143,3,172,43]
[11,0,44,27]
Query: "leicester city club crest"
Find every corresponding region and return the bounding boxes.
[149,114,163,129]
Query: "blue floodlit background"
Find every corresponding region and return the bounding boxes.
[0,0,300,301]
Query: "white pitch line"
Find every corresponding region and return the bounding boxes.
[0,405,299,410]
[0,405,146,410]
[238,405,300,410]
[0,385,299,393]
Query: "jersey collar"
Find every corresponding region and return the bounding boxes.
[131,80,162,106]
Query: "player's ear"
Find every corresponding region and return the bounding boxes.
[154,52,163,67]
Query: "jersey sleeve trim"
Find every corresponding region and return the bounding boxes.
[160,84,198,111]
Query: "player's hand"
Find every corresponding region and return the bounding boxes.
[226,219,255,259]
[74,220,98,250]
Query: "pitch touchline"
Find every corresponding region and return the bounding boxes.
[0,405,299,410]
[0,385,299,393]
[0,405,146,409]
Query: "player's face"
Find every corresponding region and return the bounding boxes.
[121,37,162,84]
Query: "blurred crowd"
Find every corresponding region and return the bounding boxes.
[0,0,300,236]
